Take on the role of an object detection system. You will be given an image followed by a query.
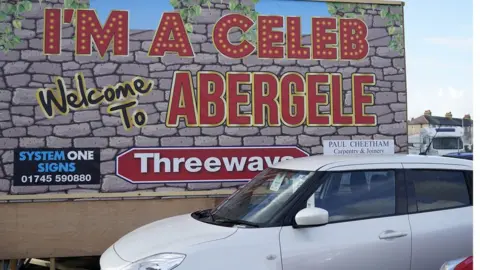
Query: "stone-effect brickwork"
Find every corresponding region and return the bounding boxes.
[0,0,407,198]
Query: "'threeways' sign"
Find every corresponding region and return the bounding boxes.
[116,146,309,183]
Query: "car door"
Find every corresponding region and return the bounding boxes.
[404,163,473,270]
[279,163,412,270]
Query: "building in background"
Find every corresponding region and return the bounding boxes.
[408,110,473,147]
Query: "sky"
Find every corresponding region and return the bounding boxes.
[92,0,473,119]
[91,0,330,32]
[402,0,472,119]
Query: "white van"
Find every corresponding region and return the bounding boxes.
[100,155,473,270]
[408,127,465,156]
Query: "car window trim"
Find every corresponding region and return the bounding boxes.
[464,171,473,205]
[405,168,472,215]
[395,169,408,215]
[282,169,407,227]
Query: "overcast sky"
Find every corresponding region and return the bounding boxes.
[402,0,472,119]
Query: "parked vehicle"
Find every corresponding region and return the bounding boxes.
[440,256,473,270]
[409,127,465,156]
[443,152,473,160]
[100,155,473,270]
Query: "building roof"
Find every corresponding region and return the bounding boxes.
[409,115,428,125]
[272,154,472,171]
[408,115,472,127]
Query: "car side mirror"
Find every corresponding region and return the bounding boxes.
[294,207,329,228]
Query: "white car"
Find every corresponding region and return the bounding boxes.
[440,256,473,270]
[100,155,473,270]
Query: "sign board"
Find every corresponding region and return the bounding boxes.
[116,146,309,183]
[323,140,395,155]
[13,148,100,186]
[0,0,407,199]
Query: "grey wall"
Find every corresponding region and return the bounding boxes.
[0,0,407,198]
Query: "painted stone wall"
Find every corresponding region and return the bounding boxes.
[0,0,407,198]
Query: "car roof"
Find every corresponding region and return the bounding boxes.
[443,153,473,160]
[271,154,473,171]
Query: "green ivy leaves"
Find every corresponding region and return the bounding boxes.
[228,0,238,10]
[379,6,388,18]
[327,5,337,15]
[172,0,213,33]
[228,0,259,45]
[12,19,22,29]
[381,6,404,55]
[326,2,405,56]
[0,0,89,53]
[64,0,88,9]
[185,23,193,33]
[170,0,181,8]
[0,1,32,21]
[388,26,396,35]
[0,0,33,53]
[0,26,20,53]
[229,0,259,19]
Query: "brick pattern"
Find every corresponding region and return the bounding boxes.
[0,0,407,197]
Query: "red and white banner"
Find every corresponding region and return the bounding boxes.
[116,146,309,183]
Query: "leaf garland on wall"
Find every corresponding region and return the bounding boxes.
[0,0,89,54]
[326,2,405,56]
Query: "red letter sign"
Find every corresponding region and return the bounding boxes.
[306,73,330,125]
[312,18,337,60]
[286,16,310,59]
[76,10,129,57]
[149,12,194,57]
[116,147,309,183]
[331,74,353,125]
[213,14,255,59]
[198,72,226,126]
[166,72,198,127]
[226,72,252,126]
[252,73,280,126]
[280,73,306,127]
[352,74,376,125]
[257,15,284,59]
[43,8,62,55]
[339,18,369,60]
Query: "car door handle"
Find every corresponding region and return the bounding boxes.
[378,230,408,240]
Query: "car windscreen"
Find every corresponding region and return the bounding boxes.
[210,168,315,225]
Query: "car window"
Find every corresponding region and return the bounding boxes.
[408,170,471,212]
[307,170,396,222]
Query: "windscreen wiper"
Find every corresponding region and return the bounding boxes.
[213,216,260,228]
